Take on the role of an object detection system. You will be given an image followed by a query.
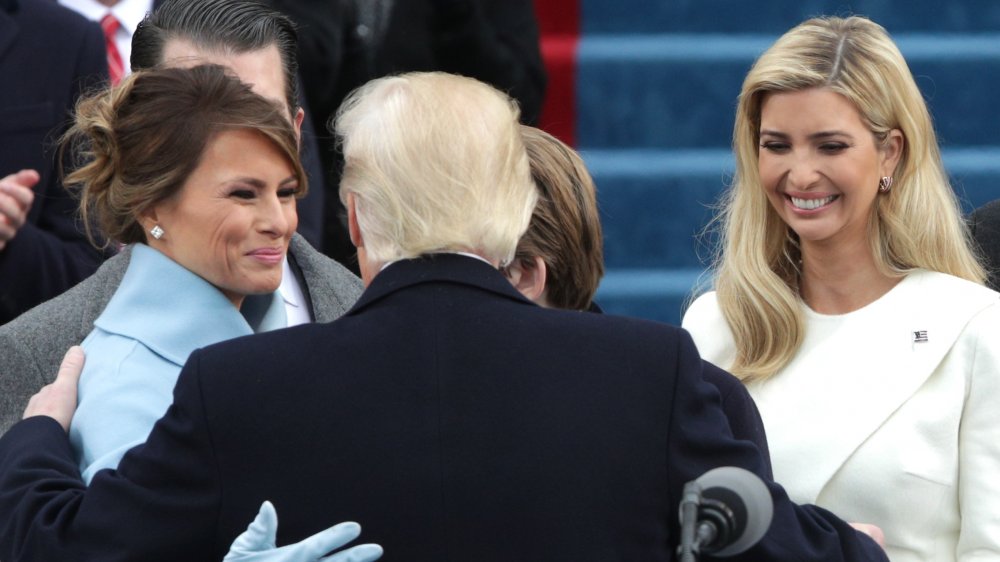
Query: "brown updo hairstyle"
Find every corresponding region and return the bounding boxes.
[63,63,307,247]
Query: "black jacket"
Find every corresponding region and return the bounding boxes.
[969,198,1000,291]
[0,255,883,561]
[0,0,108,324]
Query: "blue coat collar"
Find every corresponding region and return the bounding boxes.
[94,244,286,365]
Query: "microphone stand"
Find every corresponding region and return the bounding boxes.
[678,481,702,562]
[678,481,732,562]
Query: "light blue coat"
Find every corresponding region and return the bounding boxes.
[69,244,287,483]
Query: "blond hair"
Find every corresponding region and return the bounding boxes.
[714,16,984,381]
[335,72,536,265]
[65,64,305,247]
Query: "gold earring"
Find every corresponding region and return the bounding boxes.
[878,176,893,193]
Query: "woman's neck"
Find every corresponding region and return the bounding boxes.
[798,237,902,315]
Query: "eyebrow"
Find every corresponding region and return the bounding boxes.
[228,176,298,188]
[760,129,854,140]
[231,178,267,189]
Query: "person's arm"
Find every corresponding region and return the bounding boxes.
[0,347,220,561]
[956,305,1000,558]
[0,21,108,323]
[429,0,546,124]
[700,360,773,480]
[665,329,887,561]
[0,169,106,324]
[0,347,382,562]
[0,330,50,435]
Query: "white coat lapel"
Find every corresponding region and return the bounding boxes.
[752,270,997,503]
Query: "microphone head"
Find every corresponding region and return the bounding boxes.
[696,466,774,556]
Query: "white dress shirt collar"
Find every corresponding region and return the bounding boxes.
[280,256,312,327]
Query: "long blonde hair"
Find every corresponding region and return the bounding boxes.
[714,16,984,382]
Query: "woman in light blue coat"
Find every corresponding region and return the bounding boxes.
[58,64,380,562]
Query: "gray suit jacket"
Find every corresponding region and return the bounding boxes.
[0,234,363,433]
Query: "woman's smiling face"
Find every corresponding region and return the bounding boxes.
[758,87,901,251]
[144,128,299,308]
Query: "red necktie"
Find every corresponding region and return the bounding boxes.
[100,14,125,85]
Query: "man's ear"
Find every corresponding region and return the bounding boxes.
[346,193,363,249]
[505,256,548,304]
[347,193,380,286]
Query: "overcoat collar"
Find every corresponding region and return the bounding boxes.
[347,253,534,315]
[764,270,999,501]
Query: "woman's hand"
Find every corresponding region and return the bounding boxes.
[23,346,85,431]
[225,501,383,562]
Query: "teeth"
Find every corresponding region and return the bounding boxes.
[790,195,836,210]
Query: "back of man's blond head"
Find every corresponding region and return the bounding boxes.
[336,72,536,267]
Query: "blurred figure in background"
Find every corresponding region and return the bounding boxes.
[0,0,107,324]
[57,0,151,84]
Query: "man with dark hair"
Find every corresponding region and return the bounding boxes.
[131,0,300,118]
[0,0,363,435]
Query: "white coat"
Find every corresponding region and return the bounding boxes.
[683,270,1000,561]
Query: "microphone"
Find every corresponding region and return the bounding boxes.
[677,466,774,560]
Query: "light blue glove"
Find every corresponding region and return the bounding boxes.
[224,501,384,562]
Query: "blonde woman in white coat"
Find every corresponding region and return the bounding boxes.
[682,16,1000,561]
